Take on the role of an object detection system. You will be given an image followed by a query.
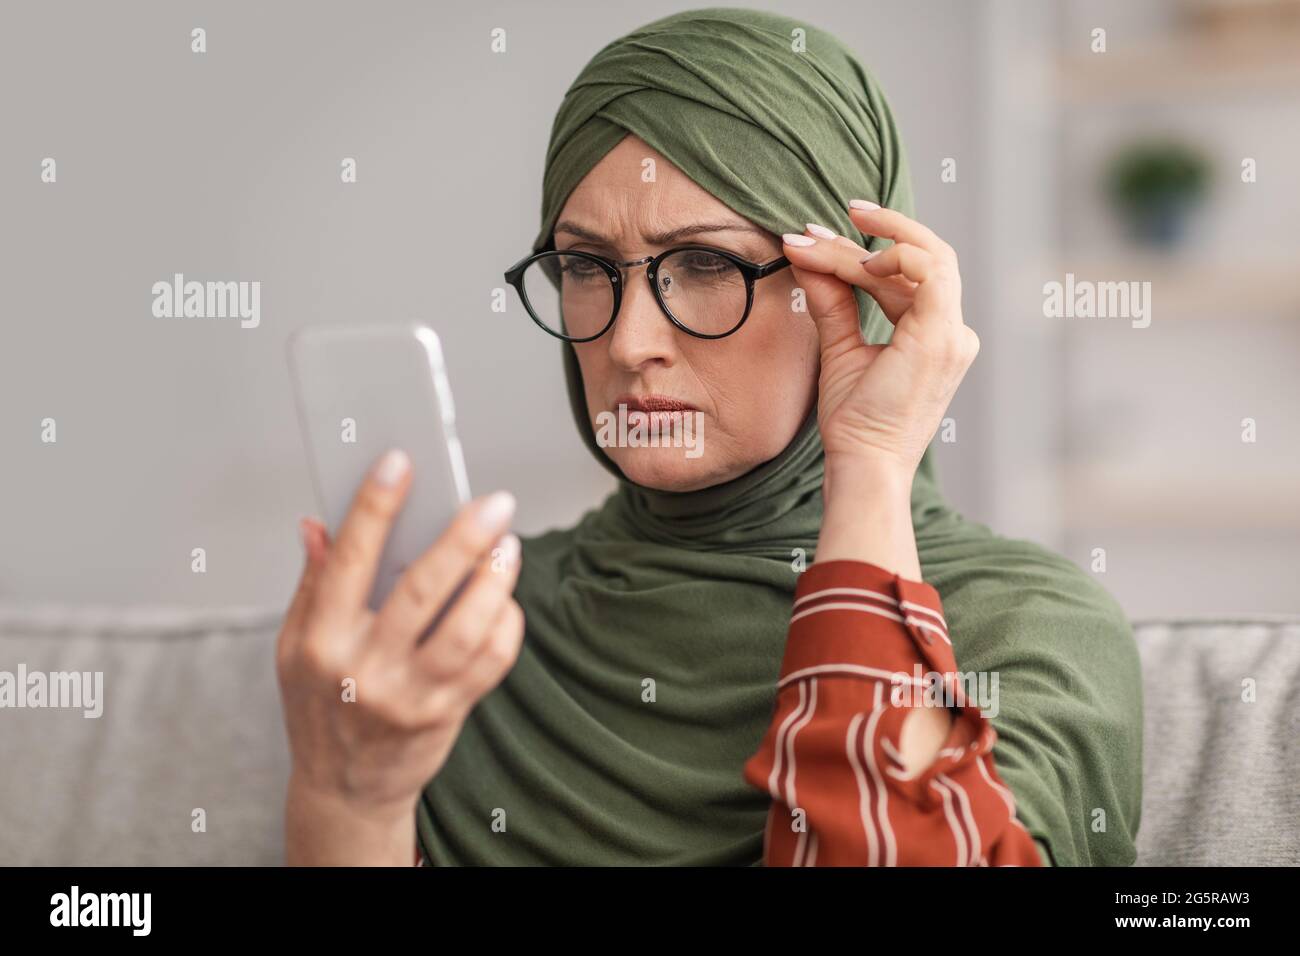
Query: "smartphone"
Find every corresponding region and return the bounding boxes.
[287,322,471,611]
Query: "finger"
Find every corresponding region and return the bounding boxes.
[858,273,917,326]
[438,597,526,714]
[833,234,918,292]
[413,532,522,682]
[861,243,961,322]
[794,226,923,293]
[371,491,518,653]
[278,517,331,659]
[786,230,920,332]
[783,232,863,355]
[847,200,957,262]
[302,516,330,565]
[859,242,940,285]
[821,237,919,325]
[311,448,413,623]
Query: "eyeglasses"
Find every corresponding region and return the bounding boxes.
[503,245,792,342]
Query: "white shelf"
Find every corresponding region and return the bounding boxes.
[1021,254,1300,319]
[1058,28,1300,103]
[1064,466,1300,531]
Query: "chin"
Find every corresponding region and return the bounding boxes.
[610,449,727,493]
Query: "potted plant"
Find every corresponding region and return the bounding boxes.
[1105,139,1212,247]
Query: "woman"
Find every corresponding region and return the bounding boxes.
[276,8,1142,866]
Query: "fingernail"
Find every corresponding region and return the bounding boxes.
[372,448,410,487]
[298,517,313,551]
[805,222,837,240]
[860,250,879,263]
[849,199,881,211]
[783,233,816,247]
[496,532,521,566]
[475,491,516,531]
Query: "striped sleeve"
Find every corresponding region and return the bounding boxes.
[742,559,1042,866]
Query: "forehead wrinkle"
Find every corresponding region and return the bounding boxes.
[554,218,766,245]
[557,136,777,253]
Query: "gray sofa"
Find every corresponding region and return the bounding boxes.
[1,603,1296,866]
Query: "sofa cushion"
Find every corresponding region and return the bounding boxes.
[2,603,1296,865]
[1132,616,1300,866]
[0,603,288,865]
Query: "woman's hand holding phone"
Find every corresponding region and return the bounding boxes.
[276,448,524,865]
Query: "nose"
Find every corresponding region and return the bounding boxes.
[605,264,677,372]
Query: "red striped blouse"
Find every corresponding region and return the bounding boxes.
[414,557,1042,867]
[741,558,1043,866]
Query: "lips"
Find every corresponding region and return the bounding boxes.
[614,394,697,413]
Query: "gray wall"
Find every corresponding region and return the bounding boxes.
[0,0,989,608]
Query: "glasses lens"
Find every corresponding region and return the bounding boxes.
[521,253,615,340]
[656,249,748,335]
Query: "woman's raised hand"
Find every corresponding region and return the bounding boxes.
[781,203,979,480]
[276,449,524,864]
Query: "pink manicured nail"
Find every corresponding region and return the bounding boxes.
[496,532,521,565]
[475,491,516,531]
[783,233,816,247]
[849,199,881,211]
[372,448,411,487]
[805,222,837,240]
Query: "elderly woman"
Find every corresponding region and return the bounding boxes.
[276,8,1142,866]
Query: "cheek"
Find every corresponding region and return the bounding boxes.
[573,343,611,410]
[708,301,819,448]
[748,296,819,402]
[758,275,818,371]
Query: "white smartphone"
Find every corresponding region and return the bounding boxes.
[287,322,471,611]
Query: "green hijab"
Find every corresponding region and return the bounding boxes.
[418,7,1142,866]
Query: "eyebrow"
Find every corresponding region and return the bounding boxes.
[554,219,773,248]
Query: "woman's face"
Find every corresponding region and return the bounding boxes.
[558,134,819,492]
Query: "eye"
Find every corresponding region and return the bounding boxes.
[559,258,605,281]
[676,252,731,275]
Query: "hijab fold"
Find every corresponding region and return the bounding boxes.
[419,7,1142,866]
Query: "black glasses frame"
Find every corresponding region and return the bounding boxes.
[503,244,792,342]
